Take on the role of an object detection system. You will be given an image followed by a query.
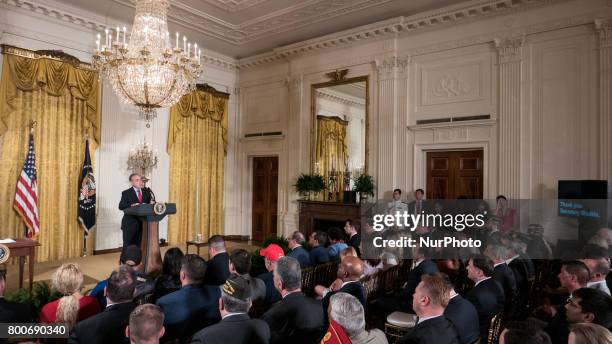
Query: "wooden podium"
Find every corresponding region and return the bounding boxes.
[123,203,176,276]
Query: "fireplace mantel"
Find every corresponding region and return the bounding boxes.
[298,200,362,237]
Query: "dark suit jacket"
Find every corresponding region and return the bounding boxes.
[465,278,505,338]
[309,246,330,266]
[118,187,152,231]
[204,252,230,286]
[402,260,439,300]
[0,298,33,323]
[262,292,325,344]
[492,263,517,302]
[257,271,282,304]
[68,302,135,344]
[322,281,366,323]
[544,306,569,344]
[398,316,460,344]
[190,313,270,344]
[287,246,311,268]
[156,284,221,342]
[347,233,361,256]
[444,295,480,344]
[408,200,430,214]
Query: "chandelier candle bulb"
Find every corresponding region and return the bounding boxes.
[123,27,127,44]
[104,29,108,47]
[116,26,119,42]
[187,43,191,58]
[175,32,179,49]
[183,36,186,52]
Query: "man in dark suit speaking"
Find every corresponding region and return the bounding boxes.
[118,173,154,253]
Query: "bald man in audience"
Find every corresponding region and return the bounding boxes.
[126,304,165,344]
[319,256,366,323]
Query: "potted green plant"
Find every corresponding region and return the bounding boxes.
[310,174,325,200]
[294,174,313,200]
[353,173,374,202]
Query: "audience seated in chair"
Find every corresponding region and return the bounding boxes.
[287,231,312,268]
[344,220,361,257]
[258,243,285,304]
[69,265,136,344]
[557,288,612,341]
[397,274,460,344]
[153,247,184,302]
[498,321,551,344]
[125,304,165,344]
[438,272,480,344]
[309,231,331,266]
[568,322,612,344]
[541,260,590,344]
[318,256,366,324]
[90,245,153,308]
[229,248,266,301]
[262,256,325,344]
[41,263,100,330]
[156,254,221,342]
[583,257,611,296]
[0,267,33,323]
[191,274,271,344]
[328,227,349,260]
[203,235,230,286]
[465,254,505,339]
[485,243,518,306]
[329,292,388,344]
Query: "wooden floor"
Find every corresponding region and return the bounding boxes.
[3,241,258,293]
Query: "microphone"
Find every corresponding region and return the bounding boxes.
[143,187,156,202]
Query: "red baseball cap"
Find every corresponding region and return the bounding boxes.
[260,244,285,261]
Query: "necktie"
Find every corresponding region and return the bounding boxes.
[137,189,142,203]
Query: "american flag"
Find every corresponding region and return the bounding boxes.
[13,134,40,237]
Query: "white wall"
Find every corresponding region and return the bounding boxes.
[234,0,612,238]
[0,0,238,250]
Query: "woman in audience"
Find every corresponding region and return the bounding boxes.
[493,195,516,234]
[568,323,612,344]
[153,247,184,301]
[40,263,100,330]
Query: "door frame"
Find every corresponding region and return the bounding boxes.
[415,142,490,199]
[245,153,281,241]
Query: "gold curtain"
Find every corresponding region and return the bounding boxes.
[0,46,100,262]
[316,115,348,193]
[167,85,228,245]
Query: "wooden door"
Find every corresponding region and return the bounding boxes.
[252,157,278,242]
[426,150,483,199]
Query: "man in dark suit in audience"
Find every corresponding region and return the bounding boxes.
[203,235,230,286]
[191,275,270,344]
[229,249,266,301]
[287,231,312,268]
[69,265,136,344]
[125,304,165,344]
[398,274,460,344]
[318,256,366,323]
[408,189,429,215]
[485,243,517,306]
[465,254,505,339]
[262,257,325,344]
[309,231,331,266]
[344,220,361,257]
[439,273,480,344]
[0,268,33,323]
[156,254,221,342]
[118,173,154,254]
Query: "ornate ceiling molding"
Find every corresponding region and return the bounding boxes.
[0,0,239,70]
[316,88,366,108]
[202,0,272,13]
[494,33,525,64]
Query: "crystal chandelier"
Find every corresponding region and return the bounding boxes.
[93,0,202,127]
[127,141,159,182]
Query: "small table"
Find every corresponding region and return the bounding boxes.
[5,238,40,291]
[186,240,206,256]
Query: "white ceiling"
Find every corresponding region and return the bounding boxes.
[55,0,466,58]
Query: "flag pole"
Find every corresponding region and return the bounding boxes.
[82,133,89,257]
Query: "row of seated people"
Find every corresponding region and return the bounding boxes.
[1,228,611,344]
